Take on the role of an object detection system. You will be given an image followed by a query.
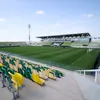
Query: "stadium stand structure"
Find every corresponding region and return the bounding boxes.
[87,42,100,48]
[37,33,91,47]
[71,41,89,47]
[0,42,27,47]
[40,42,52,46]
[61,42,72,47]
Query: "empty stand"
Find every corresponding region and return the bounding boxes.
[0,42,27,46]
[61,42,72,46]
[39,42,52,46]
[71,41,89,47]
[88,42,100,48]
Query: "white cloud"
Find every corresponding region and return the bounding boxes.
[36,10,44,15]
[55,23,61,27]
[0,18,6,22]
[83,14,94,18]
[87,14,94,17]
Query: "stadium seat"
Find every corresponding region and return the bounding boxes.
[61,42,72,46]
[38,42,52,46]
[8,72,24,90]
[54,70,62,78]
[25,68,32,80]
[8,68,15,74]
[31,73,45,85]
[88,42,100,48]
[0,63,3,67]
[13,65,18,72]
[48,71,56,80]
[38,69,48,80]
[18,68,24,76]
[9,64,14,70]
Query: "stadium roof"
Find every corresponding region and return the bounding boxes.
[37,33,91,38]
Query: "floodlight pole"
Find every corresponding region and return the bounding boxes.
[28,24,31,44]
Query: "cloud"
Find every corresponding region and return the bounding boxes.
[36,10,44,15]
[0,18,6,22]
[83,14,94,18]
[55,23,61,27]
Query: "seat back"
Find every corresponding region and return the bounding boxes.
[14,73,23,87]
[32,73,39,82]
[0,63,3,67]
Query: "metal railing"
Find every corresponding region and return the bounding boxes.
[75,69,100,83]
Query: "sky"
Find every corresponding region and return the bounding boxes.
[0,0,100,41]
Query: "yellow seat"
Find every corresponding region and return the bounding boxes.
[45,69,52,77]
[8,72,23,90]
[48,73,56,80]
[0,63,3,67]
[28,65,32,69]
[13,66,18,72]
[0,57,3,63]
[39,71,48,80]
[18,64,22,69]
[5,58,9,63]
[9,64,14,70]
[32,69,38,74]
[31,73,45,85]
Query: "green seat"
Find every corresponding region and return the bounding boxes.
[22,67,28,77]
[7,56,10,59]
[59,72,64,77]
[18,68,24,76]
[36,67,41,72]
[55,70,61,78]
[50,71,54,75]
[5,62,10,68]
[27,67,32,74]
[1,68,9,78]
[26,71,32,80]
[22,65,26,69]
[44,67,48,70]
[32,66,35,69]
[10,59,15,65]
[41,67,45,70]
[54,70,64,78]
[8,68,15,74]
[23,67,32,80]
[0,67,2,73]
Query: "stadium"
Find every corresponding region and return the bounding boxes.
[0,32,100,70]
[1,0,100,99]
[0,31,100,100]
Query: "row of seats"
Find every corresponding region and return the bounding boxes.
[37,41,89,47]
[61,42,72,46]
[0,54,64,86]
[87,42,100,48]
[39,42,52,46]
[71,42,89,47]
[0,42,27,46]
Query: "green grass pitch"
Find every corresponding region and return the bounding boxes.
[0,46,100,70]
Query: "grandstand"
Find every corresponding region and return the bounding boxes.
[0,42,27,47]
[37,33,91,47]
[61,42,72,46]
[87,42,100,48]
[71,41,89,47]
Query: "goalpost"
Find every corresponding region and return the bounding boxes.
[87,48,93,53]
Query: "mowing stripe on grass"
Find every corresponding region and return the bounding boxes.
[33,48,74,58]
[70,49,100,70]
[23,47,71,57]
